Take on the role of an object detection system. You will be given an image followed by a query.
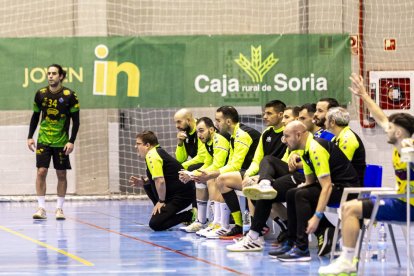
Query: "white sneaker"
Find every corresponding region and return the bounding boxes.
[196,223,220,237]
[33,207,47,219]
[226,235,264,252]
[243,183,277,200]
[55,208,66,220]
[318,257,357,275]
[204,226,230,239]
[181,221,205,233]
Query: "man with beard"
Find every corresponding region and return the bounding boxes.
[28,64,80,221]
[174,109,207,218]
[319,74,414,275]
[271,121,359,262]
[313,98,339,140]
[174,108,207,171]
[212,100,287,240]
[192,105,261,239]
[179,117,230,234]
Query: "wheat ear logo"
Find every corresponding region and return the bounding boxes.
[235,46,278,83]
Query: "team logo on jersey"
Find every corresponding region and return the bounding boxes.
[59,98,64,103]
[63,90,70,96]
[266,136,272,142]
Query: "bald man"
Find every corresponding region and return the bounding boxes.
[174,109,208,223]
[174,108,207,170]
[270,121,359,262]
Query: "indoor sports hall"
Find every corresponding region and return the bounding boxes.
[0,1,413,275]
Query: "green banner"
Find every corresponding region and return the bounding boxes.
[0,34,351,110]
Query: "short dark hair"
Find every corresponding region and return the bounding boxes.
[136,130,159,146]
[318,97,339,109]
[216,106,239,123]
[299,103,316,114]
[197,117,215,128]
[389,113,414,136]
[285,105,301,117]
[48,64,67,81]
[264,100,286,113]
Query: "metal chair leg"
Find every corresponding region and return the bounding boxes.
[387,223,401,267]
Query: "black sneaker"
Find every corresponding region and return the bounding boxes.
[317,226,334,256]
[271,229,288,247]
[277,246,311,262]
[219,225,243,240]
[268,240,292,258]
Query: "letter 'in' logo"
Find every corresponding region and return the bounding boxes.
[235,46,278,83]
[93,44,140,97]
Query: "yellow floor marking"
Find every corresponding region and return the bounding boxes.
[0,225,94,266]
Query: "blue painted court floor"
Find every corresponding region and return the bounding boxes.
[0,200,412,275]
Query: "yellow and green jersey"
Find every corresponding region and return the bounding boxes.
[332,126,366,185]
[245,125,286,177]
[393,148,414,206]
[219,123,261,174]
[175,124,207,169]
[301,134,359,187]
[146,145,193,198]
[199,132,230,172]
[32,86,79,147]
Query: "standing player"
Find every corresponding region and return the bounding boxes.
[27,64,80,220]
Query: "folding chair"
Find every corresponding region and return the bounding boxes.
[358,156,414,273]
[329,164,395,260]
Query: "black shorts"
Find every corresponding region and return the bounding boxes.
[36,143,71,170]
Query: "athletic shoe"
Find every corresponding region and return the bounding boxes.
[317,226,334,256]
[55,208,66,220]
[226,234,264,252]
[204,226,230,239]
[181,220,205,233]
[33,207,47,219]
[271,229,288,247]
[219,225,243,240]
[242,183,277,200]
[277,246,311,262]
[318,256,357,275]
[196,223,220,237]
[268,240,292,258]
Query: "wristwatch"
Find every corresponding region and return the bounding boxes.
[315,211,324,219]
[158,199,165,204]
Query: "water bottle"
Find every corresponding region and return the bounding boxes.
[377,222,387,262]
[242,210,251,234]
[362,228,372,262]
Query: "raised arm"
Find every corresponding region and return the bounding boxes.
[349,73,389,130]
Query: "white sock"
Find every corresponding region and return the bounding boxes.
[197,200,207,224]
[220,203,230,229]
[57,197,65,209]
[341,246,355,262]
[248,230,260,240]
[259,179,271,186]
[213,201,221,225]
[37,196,46,209]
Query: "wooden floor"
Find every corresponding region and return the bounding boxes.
[0,200,412,275]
